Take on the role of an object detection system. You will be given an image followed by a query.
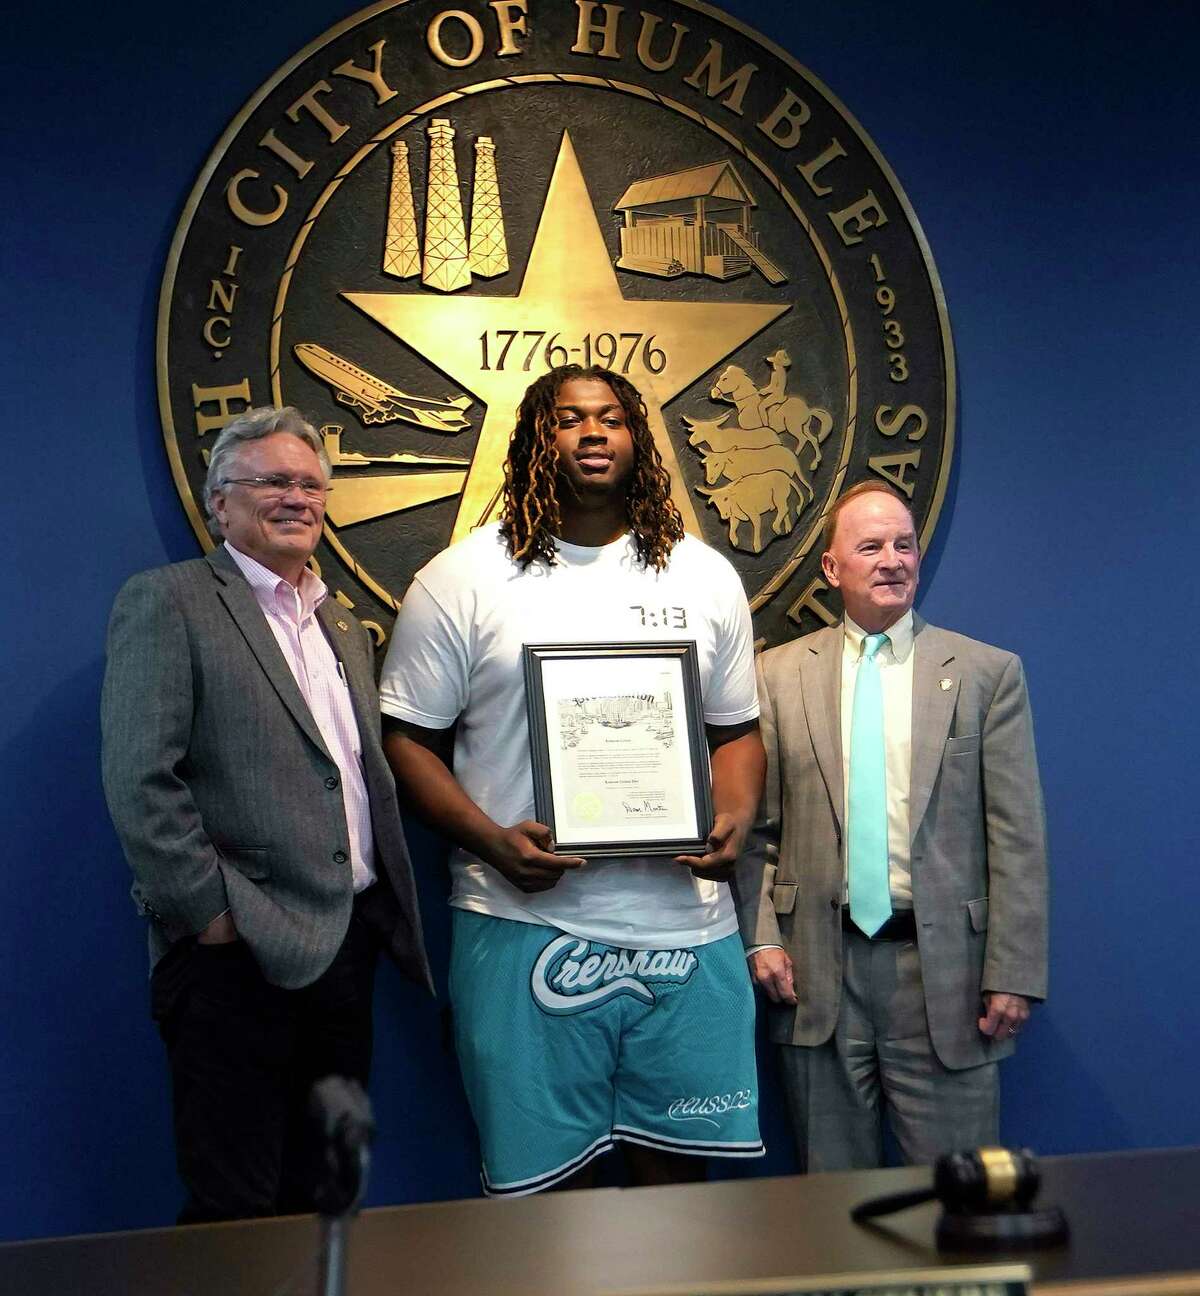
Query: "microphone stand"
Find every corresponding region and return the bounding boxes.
[318,1141,369,1296]
[311,1077,375,1296]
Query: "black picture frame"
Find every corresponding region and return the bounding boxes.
[522,640,713,858]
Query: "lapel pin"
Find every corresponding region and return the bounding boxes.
[939,677,953,691]
[336,619,350,632]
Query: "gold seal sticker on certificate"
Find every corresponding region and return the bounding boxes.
[523,642,713,858]
[571,791,604,824]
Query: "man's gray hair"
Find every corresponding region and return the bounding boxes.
[203,406,331,536]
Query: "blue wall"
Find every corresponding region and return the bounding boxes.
[3,0,1197,1241]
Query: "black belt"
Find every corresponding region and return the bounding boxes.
[842,906,917,940]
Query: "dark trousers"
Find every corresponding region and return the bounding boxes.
[151,905,380,1224]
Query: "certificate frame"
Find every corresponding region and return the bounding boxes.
[523,641,713,858]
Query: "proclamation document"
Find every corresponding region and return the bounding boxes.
[533,649,707,851]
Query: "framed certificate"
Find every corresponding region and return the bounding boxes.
[523,641,713,857]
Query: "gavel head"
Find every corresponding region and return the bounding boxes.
[934,1147,1040,1214]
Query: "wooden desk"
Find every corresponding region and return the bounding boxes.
[2,1147,1197,1294]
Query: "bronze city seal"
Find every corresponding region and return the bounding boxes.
[159,0,954,649]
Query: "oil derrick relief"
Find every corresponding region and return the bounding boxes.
[468,137,508,278]
[422,120,471,292]
[383,119,508,293]
[383,140,420,279]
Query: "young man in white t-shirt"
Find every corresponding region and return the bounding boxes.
[380,365,766,1195]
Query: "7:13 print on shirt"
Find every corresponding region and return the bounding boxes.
[630,606,688,630]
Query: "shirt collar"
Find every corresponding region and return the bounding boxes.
[224,542,327,620]
[843,609,915,663]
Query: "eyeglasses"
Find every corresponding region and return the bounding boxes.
[221,474,332,499]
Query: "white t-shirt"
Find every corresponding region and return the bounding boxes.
[379,525,759,949]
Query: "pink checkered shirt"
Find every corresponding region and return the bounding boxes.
[225,544,375,892]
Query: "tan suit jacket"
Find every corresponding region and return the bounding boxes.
[735,615,1048,1070]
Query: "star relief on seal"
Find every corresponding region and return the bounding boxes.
[345,131,790,545]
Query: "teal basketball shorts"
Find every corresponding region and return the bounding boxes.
[449,909,764,1196]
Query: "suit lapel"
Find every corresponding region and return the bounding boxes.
[205,549,333,762]
[316,599,376,744]
[909,615,958,842]
[800,625,845,831]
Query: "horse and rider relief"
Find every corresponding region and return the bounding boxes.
[685,349,833,554]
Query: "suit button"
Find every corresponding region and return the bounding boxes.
[325,776,339,790]
[830,897,839,910]
[333,851,348,864]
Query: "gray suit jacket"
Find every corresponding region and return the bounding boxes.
[101,547,431,992]
[734,615,1048,1070]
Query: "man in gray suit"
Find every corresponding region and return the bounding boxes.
[736,481,1047,1170]
[102,406,430,1222]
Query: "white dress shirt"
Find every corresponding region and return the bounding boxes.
[840,610,914,907]
[225,543,376,892]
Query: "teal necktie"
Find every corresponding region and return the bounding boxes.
[848,632,892,937]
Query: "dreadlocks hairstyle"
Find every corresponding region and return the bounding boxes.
[500,365,685,570]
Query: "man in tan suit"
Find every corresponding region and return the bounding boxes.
[736,482,1047,1170]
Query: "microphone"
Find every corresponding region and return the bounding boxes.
[851,1147,1069,1249]
[310,1075,375,1218]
